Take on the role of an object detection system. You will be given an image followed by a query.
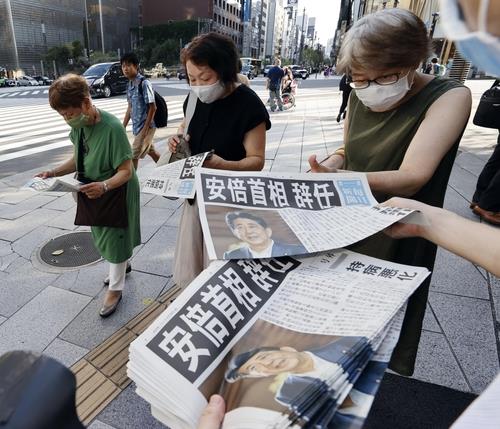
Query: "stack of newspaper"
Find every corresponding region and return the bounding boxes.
[128,251,429,428]
[128,170,430,428]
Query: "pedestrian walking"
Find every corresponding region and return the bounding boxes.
[470,81,500,225]
[308,8,471,377]
[121,52,160,169]
[168,33,270,289]
[266,58,285,112]
[37,74,141,317]
[337,74,352,122]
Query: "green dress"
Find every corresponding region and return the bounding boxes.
[70,110,141,264]
[345,78,466,375]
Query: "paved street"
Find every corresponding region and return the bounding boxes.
[0,78,499,428]
[0,76,340,177]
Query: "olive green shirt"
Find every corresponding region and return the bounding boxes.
[70,110,141,263]
[345,77,466,375]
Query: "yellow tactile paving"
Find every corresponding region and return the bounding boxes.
[70,285,183,426]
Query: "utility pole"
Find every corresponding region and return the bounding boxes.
[98,0,105,53]
[83,0,91,60]
[298,7,305,64]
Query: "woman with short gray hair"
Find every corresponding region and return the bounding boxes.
[309,8,472,377]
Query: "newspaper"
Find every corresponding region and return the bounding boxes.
[22,175,83,192]
[142,152,211,199]
[195,168,421,260]
[128,250,429,428]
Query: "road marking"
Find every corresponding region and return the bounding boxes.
[43,89,48,94]
[19,91,31,96]
[7,92,19,97]
[0,93,8,98]
[32,90,40,95]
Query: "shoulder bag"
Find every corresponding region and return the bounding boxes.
[473,80,500,130]
[74,130,129,228]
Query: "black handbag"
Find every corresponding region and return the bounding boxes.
[74,130,128,228]
[473,80,500,130]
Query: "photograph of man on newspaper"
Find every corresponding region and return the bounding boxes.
[208,319,374,426]
[204,206,307,259]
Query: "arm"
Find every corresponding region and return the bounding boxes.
[366,87,471,196]
[36,156,76,179]
[123,102,131,128]
[203,122,266,171]
[79,158,133,199]
[384,197,500,277]
[141,102,156,135]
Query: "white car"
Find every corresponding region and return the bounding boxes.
[16,76,40,86]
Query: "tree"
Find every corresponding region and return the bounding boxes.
[138,20,199,66]
[71,40,84,59]
[150,39,181,66]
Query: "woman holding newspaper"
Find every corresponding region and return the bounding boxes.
[37,74,141,317]
[308,8,472,377]
[199,0,500,427]
[168,33,271,289]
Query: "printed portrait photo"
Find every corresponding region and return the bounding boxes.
[204,206,307,259]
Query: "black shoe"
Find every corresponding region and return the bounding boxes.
[342,111,347,119]
[99,291,122,318]
[336,114,341,123]
[103,262,132,286]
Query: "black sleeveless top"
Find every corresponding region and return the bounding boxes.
[184,84,271,161]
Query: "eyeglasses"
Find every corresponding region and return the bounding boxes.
[349,72,406,89]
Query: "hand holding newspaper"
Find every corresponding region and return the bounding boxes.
[142,151,212,199]
[195,168,425,260]
[23,175,83,193]
[128,250,430,429]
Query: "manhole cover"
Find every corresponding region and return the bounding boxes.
[34,232,102,273]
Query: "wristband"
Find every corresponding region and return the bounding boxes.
[102,181,109,193]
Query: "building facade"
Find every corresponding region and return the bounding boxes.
[264,0,284,61]
[241,0,268,59]
[0,0,138,75]
[142,0,243,52]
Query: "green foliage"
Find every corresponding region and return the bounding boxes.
[150,39,180,66]
[302,46,325,68]
[139,20,199,66]
[142,20,198,44]
[71,40,84,59]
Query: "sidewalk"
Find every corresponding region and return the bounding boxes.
[0,80,499,428]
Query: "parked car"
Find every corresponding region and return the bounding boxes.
[263,65,272,77]
[0,77,5,87]
[177,68,187,80]
[82,62,128,98]
[16,76,40,86]
[33,75,53,86]
[290,65,309,80]
[5,79,16,87]
[241,65,257,79]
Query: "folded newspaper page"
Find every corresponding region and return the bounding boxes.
[195,168,418,260]
[128,250,429,428]
[142,152,211,199]
[22,175,83,192]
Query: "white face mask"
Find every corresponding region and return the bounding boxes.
[355,72,413,112]
[190,80,226,104]
[440,0,500,76]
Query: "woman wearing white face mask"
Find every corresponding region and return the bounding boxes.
[168,33,271,289]
[309,8,472,377]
